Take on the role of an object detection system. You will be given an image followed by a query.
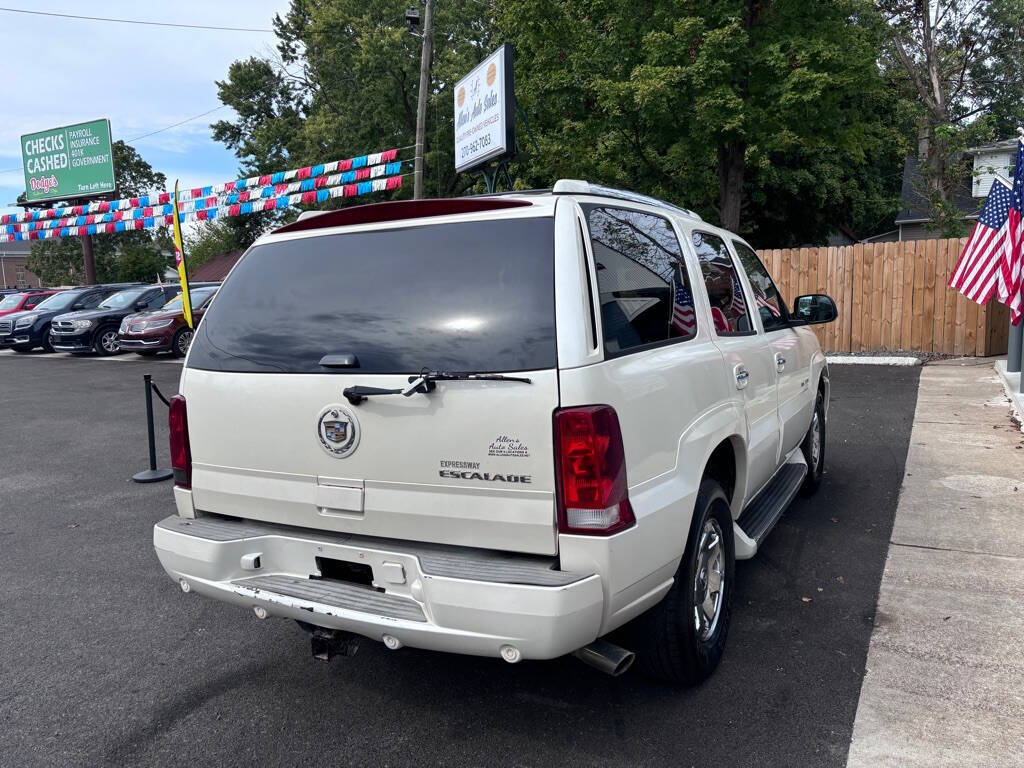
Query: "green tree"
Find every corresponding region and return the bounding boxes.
[211,0,496,211]
[26,141,173,285]
[878,0,1024,235]
[184,220,244,273]
[500,0,909,245]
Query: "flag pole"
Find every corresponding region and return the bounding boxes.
[1009,128,1024,379]
[1009,315,1023,373]
[171,180,194,330]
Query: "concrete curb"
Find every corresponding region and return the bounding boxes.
[826,355,921,366]
[994,359,1024,431]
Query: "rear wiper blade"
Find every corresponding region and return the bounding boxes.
[411,369,533,386]
[343,368,531,406]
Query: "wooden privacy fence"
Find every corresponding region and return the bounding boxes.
[757,238,1010,357]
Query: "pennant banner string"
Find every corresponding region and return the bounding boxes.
[1,148,402,225]
[2,161,403,235]
[0,174,406,243]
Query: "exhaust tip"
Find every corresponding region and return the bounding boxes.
[573,638,635,677]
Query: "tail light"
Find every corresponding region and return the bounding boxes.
[554,405,634,535]
[168,395,191,488]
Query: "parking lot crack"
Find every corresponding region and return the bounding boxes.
[889,540,1023,560]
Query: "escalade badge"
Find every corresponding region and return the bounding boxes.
[316,405,360,458]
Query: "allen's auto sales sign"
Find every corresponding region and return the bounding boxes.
[453,46,515,174]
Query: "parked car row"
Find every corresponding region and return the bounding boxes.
[0,282,218,357]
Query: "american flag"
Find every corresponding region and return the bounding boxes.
[949,174,1015,305]
[731,273,747,317]
[996,138,1024,323]
[756,294,782,317]
[672,276,696,335]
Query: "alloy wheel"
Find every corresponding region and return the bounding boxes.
[693,517,725,641]
[810,411,821,470]
[100,331,119,354]
[177,330,193,356]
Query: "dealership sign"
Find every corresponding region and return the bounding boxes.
[21,118,116,204]
[453,46,515,174]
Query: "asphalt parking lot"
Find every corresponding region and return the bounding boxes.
[0,351,922,768]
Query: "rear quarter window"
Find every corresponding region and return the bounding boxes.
[583,205,697,356]
[188,217,557,374]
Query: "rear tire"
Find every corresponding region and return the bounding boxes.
[801,389,826,494]
[633,478,735,685]
[40,333,53,353]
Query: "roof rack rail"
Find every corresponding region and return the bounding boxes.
[472,188,553,198]
[552,179,702,220]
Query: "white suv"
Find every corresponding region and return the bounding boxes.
[154,181,836,683]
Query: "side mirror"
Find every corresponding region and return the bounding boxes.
[134,300,148,310]
[71,301,85,310]
[793,294,838,325]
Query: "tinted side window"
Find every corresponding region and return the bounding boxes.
[143,290,167,308]
[732,241,787,332]
[25,295,44,308]
[584,206,697,356]
[81,292,106,308]
[691,232,752,336]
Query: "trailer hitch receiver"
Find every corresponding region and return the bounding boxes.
[310,628,361,661]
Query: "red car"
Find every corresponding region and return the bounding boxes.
[117,283,219,357]
[0,289,56,318]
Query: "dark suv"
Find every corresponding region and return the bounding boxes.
[50,284,180,355]
[0,284,141,353]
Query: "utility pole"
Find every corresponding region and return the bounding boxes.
[413,0,434,199]
[81,234,96,284]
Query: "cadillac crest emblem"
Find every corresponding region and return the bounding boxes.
[316,405,360,457]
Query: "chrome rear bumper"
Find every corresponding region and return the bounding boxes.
[154,514,604,660]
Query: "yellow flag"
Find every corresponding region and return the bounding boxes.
[171,180,193,329]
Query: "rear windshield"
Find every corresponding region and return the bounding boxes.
[187,217,556,374]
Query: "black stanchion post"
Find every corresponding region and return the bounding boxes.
[132,374,174,483]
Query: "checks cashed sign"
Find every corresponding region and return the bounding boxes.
[453,46,515,174]
[21,119,116,204]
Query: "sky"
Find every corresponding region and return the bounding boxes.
[0,2,289,219]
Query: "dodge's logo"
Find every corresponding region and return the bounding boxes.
[316,405,360,458]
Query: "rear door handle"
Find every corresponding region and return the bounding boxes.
[734,365,749,390]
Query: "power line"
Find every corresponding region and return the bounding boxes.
[0,7,273,33]
[126,106,228,142]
